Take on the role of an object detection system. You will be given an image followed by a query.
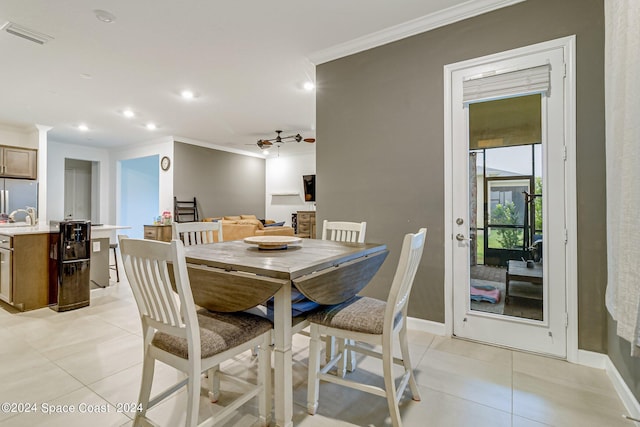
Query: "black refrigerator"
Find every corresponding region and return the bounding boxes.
[50,220,91,311]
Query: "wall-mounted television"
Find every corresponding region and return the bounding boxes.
[303,174,316,202]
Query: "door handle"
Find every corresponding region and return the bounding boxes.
[455,233,471,241]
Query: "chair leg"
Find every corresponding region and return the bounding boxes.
[336,338,347,378]
[307,324,321,415]
[382,348,403,427]
[134,351,155,426]
[399,324,421,401]
[324,335,336,364]
[345,339,357,373]
[186,362,201,427]
[257,333,272,427]
[207,365,220,403]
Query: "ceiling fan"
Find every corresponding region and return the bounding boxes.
[252,130,316,150]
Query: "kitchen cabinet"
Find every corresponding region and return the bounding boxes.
[296,210,316,238]
[144,224,172,242]
[0,145,37,179]
[0,233,49,311]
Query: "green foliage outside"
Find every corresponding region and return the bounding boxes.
[491,201,521,249]
[534,177,542,232]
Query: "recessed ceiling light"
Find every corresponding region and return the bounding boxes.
[146,123,157,130]
[94,10,116,23]
[181,90,195,99]
[303,81,315,91]
[123,109,135,118]
[78,124,89,131]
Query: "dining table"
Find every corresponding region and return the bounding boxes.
[182,238,388,427]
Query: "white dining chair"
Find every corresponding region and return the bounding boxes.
[321,220,367,372]
[120,237,272,427]
[321,220,367,243]
[172,220,223,245]
[307,228,427,427]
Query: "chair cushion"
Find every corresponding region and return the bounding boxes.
[224,215,242,220]
[152,310,272,359]
[240,214,258,220]
[307,296,386,335]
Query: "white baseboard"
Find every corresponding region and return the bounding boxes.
[577,349,608,369]
[407,317,446,336]
[577,350,640,425]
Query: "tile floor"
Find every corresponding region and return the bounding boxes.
[0,275,634,427]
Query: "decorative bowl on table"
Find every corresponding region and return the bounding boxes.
[244,235,302,250]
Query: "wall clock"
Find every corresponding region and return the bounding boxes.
[161,156,171,171]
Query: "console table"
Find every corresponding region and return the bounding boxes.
[143,224,172,242]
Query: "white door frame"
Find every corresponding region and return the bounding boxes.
[443,36,578,362]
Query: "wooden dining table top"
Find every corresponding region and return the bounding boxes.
[183,238,387,280]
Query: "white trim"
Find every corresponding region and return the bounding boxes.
[576,349,608,370]
[605,356,640,425]
[308,0,526,65]
[443,35,577,358]
[407,316,446,336]
[174,135,265,159]
[564,36,579,364]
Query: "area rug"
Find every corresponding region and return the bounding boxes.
[470,279,505,315]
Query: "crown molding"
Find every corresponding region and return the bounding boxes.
[308,0,526,65]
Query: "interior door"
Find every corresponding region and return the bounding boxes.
[450,45,568,357]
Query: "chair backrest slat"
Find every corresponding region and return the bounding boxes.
[120,238,199,337]
[173,221,223,245]
[385,228,427,327]
[322,220,367,243]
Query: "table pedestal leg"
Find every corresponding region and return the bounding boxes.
[273,284,293,427]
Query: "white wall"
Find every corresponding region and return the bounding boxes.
[265,152,316,225]
[0,123,36,148]
[47,140,110,223]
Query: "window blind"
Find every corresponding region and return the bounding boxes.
[463,64,551,104]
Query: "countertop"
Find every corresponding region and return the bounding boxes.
[0,224,130,237]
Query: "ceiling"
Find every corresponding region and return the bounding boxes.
[0,0,518,156]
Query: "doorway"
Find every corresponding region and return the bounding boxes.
[64,159,99,222]
[444,37,576,358]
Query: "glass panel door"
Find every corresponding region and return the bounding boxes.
[468,96,544,321]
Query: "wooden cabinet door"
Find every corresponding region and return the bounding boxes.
[1,147,37,179]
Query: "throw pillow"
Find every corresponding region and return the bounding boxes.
[240,214,257,220]
[224,215,241,220]
[264,221,285,227]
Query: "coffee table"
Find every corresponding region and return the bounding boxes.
[506,260,543,302]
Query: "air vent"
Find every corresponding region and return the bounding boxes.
[1,21,53,45]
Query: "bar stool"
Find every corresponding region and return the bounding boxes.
[109,243,119,282]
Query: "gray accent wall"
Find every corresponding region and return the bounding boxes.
[317,0,606,354]
[173,142,265,218]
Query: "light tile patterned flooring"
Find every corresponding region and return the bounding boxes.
[0,274,634,427]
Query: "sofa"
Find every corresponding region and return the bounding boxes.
[203,215,294,242]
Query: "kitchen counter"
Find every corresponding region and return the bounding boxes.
[0,223,129,237]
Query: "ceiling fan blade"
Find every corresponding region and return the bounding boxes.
[303,138,316,143]
[262,140,273,146]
